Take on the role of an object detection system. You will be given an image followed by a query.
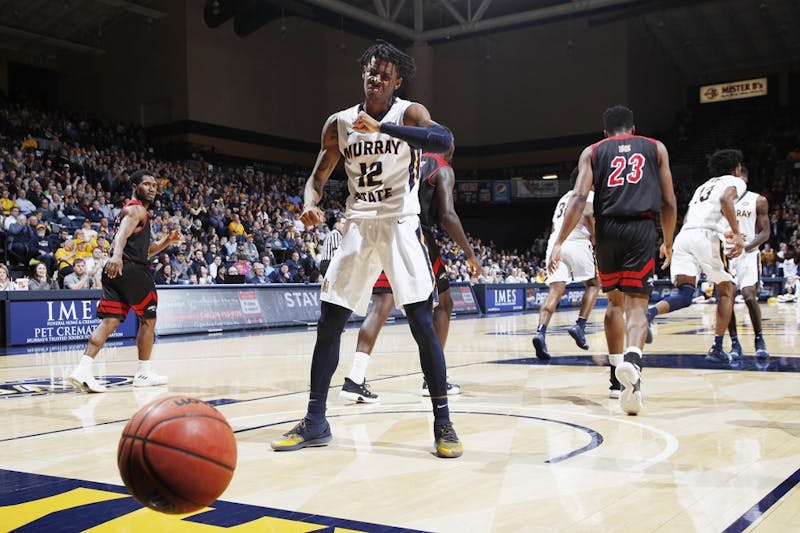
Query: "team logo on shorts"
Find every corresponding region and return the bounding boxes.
[0,376,133,398]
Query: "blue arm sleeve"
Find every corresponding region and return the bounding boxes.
[379,123,452,152]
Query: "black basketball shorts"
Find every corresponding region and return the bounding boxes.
[97,262,158,321]
[595,217,657,295]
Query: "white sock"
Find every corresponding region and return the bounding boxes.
[608,354,624,366]
[78,355,94,370]
[137,360,152,375]
[625,346,643,357]
[348,352,371,384]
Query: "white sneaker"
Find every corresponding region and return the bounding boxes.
[68,367,107,393]
[777,293,796,303]
[615,362,643,415]
[133,371,168,387]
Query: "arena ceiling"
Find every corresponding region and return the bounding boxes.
[0,0,798,78]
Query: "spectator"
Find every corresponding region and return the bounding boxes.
[8,214,35,264]
[232,253,251,277]
[269,263,292,284]
[247,262,270,284]
[242,233,259,262]
[0,264,17,290]
[28,223,55,270]
[3,206,20,231]
[28,262,59,290]
[197,265,214,285]
[171,251,192,281]
[63,258,93,289]
[208,254,223,280]
[154,263,177,285]
[1,188,18,216]
[15,189,36,216]
[761,243,777,277]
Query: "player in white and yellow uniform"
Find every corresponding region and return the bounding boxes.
[533,167,600,363]
[270,41,462,459]
[721,167,770,358]
[646,149,746,364]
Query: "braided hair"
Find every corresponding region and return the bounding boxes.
[358,39,416,81]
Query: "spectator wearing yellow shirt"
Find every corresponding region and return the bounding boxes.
[0,188,17,216]
[228,213,245,239]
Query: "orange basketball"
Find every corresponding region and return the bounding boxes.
[117,395,237,514]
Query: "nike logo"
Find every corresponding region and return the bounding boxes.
[397,219,407,224]
[435,403,447,409]
[420,161,426,167]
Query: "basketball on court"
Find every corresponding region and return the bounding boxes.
[117,395,237,514]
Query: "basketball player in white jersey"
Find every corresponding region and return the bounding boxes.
[723,166,770,359]
[271,40,462,458]
[533,167,601,363]
[645,149,746,364]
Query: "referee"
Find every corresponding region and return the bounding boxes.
[318,213,344,276]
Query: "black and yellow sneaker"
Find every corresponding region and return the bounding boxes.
[434,423,463,458]
[271,418,332,451]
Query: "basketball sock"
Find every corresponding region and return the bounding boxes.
[576,317,587,330]
[307,302,351,422]
[608,354,624,367]
[348,352,371,384]
[404,297,448,402]
[713,335,723,350]
[137,360,151,374]
[431,398,450,427]
[730,334,740,346]
[537,324,547,335]
[754,330,763,340]
[78,355,94,370]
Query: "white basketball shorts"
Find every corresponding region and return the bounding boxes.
[670,228,735,285]
[545,237,596,285]
[321,215,435,316]
[729,250,759,289]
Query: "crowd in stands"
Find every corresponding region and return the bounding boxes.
[1,98,799,292]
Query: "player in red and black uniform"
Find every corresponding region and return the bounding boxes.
[69,170,181,393]
[548,105,677,415]
[339,135,481,402]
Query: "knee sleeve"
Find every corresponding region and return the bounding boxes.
[665,284,695,311]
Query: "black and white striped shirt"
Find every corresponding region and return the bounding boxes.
[319,229,342,261]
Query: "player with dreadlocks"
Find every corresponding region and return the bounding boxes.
[271,40,463,458]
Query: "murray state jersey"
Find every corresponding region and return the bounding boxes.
[683,175,747,232]
[336,98,421,219]
[591,134,662,217]
[721,190,759,240]
[551,190,594,242]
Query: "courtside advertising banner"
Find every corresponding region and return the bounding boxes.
[699,77,767,103]
[155,287,267,335]
[8,299,137,346]
[483,286,525,313]
[448,283,480,314]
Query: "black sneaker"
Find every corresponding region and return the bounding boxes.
[421,379,461,396]
[434,423,463,458]
[532,332,551,360]
[568,324,589,350]
[705,345,731,365]
[339,377,380,403]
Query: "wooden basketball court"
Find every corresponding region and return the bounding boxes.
[2,299,799,532]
